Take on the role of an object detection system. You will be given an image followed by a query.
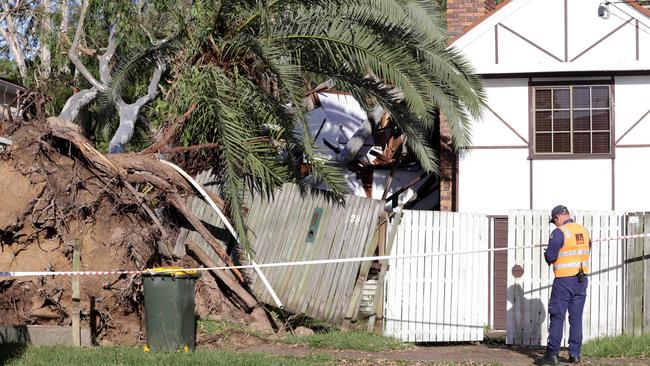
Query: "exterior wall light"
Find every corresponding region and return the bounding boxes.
[598,2,610,18]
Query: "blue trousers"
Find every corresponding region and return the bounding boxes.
[547,276,588,356]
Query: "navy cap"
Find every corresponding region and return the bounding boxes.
[549,205,569,223]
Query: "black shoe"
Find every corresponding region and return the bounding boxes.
[534,352,559,365]
[568,355,580,364]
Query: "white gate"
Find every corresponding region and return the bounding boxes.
[384,210,490,342]
[507,210,625,346]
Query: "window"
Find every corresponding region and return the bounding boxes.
[532,84,612,157]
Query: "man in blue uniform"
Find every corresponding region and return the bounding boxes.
[536,205,591,365]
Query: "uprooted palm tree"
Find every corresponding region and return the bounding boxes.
[61,0,485,249]
[150,0,486,246]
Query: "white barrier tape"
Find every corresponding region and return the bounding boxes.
[2,232,650,278]
[159,159,284,308]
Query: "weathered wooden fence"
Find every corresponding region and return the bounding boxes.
[384,210,490,342]
[176,170,386,324]
[625,212,650,335]
[507,210,626,346]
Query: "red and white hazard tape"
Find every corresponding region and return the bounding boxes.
[0,270,142,277]
[2,232,650,278]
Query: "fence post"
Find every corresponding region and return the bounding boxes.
[639,212,650,333]
[625,213,644,335]
[376,211,402,333]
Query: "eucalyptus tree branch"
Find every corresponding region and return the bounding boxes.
[59,88,98,122]
[133,64,164,109]
[109,64,165,153]
[61,33,96,56]
[67,0,105,91]
[98,26,117,85]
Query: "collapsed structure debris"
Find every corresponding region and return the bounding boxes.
[303,84,442,210]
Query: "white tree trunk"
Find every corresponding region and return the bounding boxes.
[59,0,68,34]
[39,0,52,80]
[0,0,28,80]
[59,88,98,122]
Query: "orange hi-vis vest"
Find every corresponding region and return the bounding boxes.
[553,222,591,277]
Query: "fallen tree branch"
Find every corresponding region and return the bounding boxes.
[122,181,172,257]
[186,240,257,311]
[141,103,197,154]
[167,194,243,282]
[159,143,220,154]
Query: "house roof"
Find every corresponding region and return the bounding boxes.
[0,77,25,93]
[626,0,650,17]
[450,0,650,46]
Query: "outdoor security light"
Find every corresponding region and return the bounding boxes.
[598,2,610,18]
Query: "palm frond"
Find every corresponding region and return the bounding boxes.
[271,15,432,117]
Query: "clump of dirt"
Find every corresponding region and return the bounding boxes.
[0,119,269,345]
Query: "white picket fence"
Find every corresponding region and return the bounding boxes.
[384,210,490,342]
[507,210,625,346]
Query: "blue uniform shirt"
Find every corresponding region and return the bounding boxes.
[544,219,592,265]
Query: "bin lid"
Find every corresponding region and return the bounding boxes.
[143,266,199,278]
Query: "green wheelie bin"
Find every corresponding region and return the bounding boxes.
[143,267,200,352]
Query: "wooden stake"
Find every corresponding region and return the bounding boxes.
[72,239,81,347]
[375,212,402,328]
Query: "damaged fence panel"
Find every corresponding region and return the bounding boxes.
[175,171,385,324]
[243,183,385,323]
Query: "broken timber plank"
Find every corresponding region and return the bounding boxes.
[341,213,384,328]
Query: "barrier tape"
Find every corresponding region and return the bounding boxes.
[2,232,650,278]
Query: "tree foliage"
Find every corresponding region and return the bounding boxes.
[2,0,485,250]
[140,0,484,247]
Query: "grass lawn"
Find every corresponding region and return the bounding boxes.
[0,321,412,365]
[582,333,650,358]
[0,344,335,366]
[198,319,408,353]
[280,329,409,352]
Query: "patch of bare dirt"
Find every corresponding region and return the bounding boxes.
[198,328,272,349]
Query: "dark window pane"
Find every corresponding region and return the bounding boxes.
[553,133,571,153]
[592,109,610,130]
[553,89,570,109]
[553,111,570,131]
[573,87,590,108]
[536,89,552,109]
[536,111,552,131]
[536,133,552,153]
[573,132,591,153]
[592,86,609,108]
[593,132,610,153]
[573,110,590,131]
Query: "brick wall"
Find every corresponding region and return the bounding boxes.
[438,115,457,211]
[447,0,496,40]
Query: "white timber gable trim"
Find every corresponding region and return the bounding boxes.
[451,0,650,75]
